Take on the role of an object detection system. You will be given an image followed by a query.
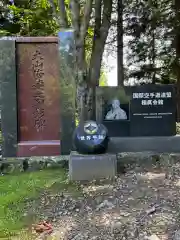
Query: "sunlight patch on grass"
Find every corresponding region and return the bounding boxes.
[0,168,76,238]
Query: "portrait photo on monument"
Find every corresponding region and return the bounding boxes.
[96,87,131,137]
[96,87,130,122]
[103,88,130,121]
[104,98,129,121]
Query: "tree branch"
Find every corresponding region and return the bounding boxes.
[94,0,102,38]
[70,0,80,34]
[75,0,93,72]
[48,0,68,27]
[78,0,93,45]
[89,0,102,67]
[71,0,93,76]
[58,0,69,27]
[89,0,112,85]
[100,0,112,41]
[48,0,61,26]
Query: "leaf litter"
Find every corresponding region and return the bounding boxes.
[22,161,180,240]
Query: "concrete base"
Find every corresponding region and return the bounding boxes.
[108,135,180,153]
[69,151,117,181]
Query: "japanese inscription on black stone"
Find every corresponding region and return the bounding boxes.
[130,85,176,136]
[31,50,46,132]
[132,90,172,119]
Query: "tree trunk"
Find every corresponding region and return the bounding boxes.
[117,0,124,86]
[152,29,156,84]
[48,0,112,122]
[75,0,113,121]
[174,0,180,121]
[86,0,112,120]
[70,0,93,123]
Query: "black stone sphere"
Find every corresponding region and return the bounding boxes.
[73,120,109,154]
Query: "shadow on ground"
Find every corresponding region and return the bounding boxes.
[24,156,180,240]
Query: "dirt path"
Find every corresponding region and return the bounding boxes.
[28,161,180,240]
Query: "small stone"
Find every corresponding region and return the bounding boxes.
[51,231,64,239]
[174,230,180,240]
[96,200,114,210]
[111,221,122,234]
[146,206,156,215]
[120,212,130,217]
[72,233,88,240]
[85,206,92,211]
[139,232,148,240]
[147,234,160,240]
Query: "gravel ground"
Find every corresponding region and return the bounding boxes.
[22,157,180,240]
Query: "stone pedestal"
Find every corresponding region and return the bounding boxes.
[108,135,180,153]
[69,151,117,181]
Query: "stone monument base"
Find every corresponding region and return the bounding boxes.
[69,151,117,181]
[108,135,180,153]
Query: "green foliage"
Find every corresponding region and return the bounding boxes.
[176,122,180,134]
[0,131,2,145]
[1,0,102,74]
[99,70,108,86]
[0,30,11,37]
[124,0,176,84]
[1,0,179,86]
[1,0,59,36]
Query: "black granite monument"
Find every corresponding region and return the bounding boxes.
[96,85,176,137]
[130,84,176,136]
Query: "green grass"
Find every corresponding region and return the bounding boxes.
[0,130,2,145]
[0,168,77,238]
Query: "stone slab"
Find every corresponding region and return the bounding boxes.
[130,84,176,136]
[58,30,76,155]
[96,85,176,137]
[16,41,61,157]
[0,40,17,157]
[17,141,61,157]
[103,120,130,137]
[108,135,180,153]
[69,151,117,181]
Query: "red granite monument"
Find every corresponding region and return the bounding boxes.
[16,37,60,157]
[0,37,67,157]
